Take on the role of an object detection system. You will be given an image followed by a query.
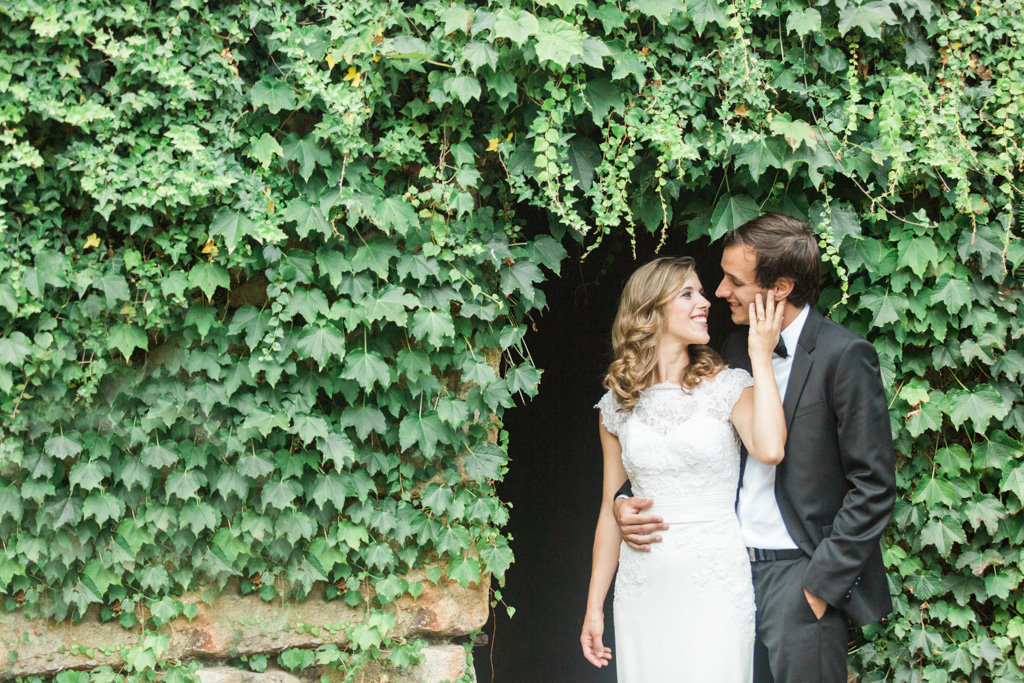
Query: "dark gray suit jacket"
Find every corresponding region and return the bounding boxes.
[722,308,895,626]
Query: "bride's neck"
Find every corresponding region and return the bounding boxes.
[655,341,690,384]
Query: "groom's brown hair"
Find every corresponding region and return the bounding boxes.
[724,213,821,307]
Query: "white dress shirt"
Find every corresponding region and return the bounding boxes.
[737,304,810,550]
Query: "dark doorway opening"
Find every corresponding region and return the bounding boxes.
[479,227,738,682]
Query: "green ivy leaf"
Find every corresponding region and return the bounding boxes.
[861,290,907,328]
[311,474,348,511]
[250,133,285,168]
[0,331,32,366]
[930,275,972,315]
[341,350,392,392]
[947,385,1011,431]
[709,194,760,240]
[351,237,401,278]
[360,285,418,325]
[920,515,967,554]
[165,469,205,502]
[188,262,230,300]
[283,199,331,240]
[294,323,346,369]
[462,41,499,71]
[251,77,296,113]
[69,459,108,491]
[411,309,456,349]
[769,113,818,151]
[480,535,514,578]
[445,555,481,587]
[493,8,540,44]
[260,478,302,511]
[373,196,419,236]
[838,1,900,38]
[629,0,680,23]
[686,0,729,34]
[339,405,386,441]
[210,210,257,253]
[911,476,958,508]
[45,434,83,459]
[1001,466,1024,504]
[447,75,482,104]
[108,324,149,360]
[399,412,446,457]
[534,18,583,68]
[464,442,507,483]
[735,138,782,182]
[897,236,940,277]
[786,8,822,35]
[93,271,130,308]
[282,133,330,182]
[318,432,356,472]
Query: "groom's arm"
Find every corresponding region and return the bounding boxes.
[801,338,896,607]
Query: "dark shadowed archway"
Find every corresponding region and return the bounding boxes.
[478,226,738,682]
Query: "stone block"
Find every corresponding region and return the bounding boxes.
[196,665,302,683]
[336,644,474,683]
[0,565,488,678]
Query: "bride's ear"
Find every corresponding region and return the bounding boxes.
[771,278,795,300]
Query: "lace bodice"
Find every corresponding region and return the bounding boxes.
[596,368,753,499]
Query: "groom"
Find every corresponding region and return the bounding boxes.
[615,213,896,682]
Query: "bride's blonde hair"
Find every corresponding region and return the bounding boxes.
[604,256,725,411]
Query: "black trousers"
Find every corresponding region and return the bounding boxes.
[751,556,848,683]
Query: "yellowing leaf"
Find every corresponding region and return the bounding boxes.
[373,55,381,62]
[486,138,499,152]
[202,239,219,256]
[506,132,513,142]
[343,67,362,87]
[326,53,336,69]
[84,233,101,250]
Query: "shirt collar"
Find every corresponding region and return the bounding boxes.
[780,305,810,356]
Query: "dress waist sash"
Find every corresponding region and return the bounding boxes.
[645,492,736,524]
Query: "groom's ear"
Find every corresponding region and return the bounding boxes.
[772,278,795,300]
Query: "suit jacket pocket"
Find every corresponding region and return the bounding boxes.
[794,399,828,419]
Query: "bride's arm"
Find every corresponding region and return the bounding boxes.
[732,292,787,465]
[581,419,627,668]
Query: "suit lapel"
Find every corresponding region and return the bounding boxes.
[783,309,824,433]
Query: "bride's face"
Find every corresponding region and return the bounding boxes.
[662,272,711,347]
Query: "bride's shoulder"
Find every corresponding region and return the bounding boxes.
[594,389,630,435]
[703,367,753,400]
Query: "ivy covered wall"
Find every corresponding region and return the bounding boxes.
[0,0,1022,681]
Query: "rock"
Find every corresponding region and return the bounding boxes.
[0,564,487,678]
[343,644,474,683]
[196,665,302,683]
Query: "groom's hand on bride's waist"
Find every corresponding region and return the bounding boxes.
[613,497,668,552]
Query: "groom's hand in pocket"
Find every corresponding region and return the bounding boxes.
[614,496,667,551]
[803,588,828,620]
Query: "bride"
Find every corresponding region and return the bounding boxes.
[580,256,786,682]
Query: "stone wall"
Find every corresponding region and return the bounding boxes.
[0,565,486,681]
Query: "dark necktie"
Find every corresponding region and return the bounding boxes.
[774,338,788,359]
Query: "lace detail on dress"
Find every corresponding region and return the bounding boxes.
[595,390,629,436]
[595,368,752,438]
[614,544,647,600]
[661,520,756,635]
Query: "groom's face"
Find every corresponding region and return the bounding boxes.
[716,245,765,325]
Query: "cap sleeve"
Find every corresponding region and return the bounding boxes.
[595,390,629,436]
[716,367,754,409]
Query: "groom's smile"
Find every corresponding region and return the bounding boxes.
[717,245,763,326]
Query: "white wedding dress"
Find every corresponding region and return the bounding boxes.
[597,368,755,683]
